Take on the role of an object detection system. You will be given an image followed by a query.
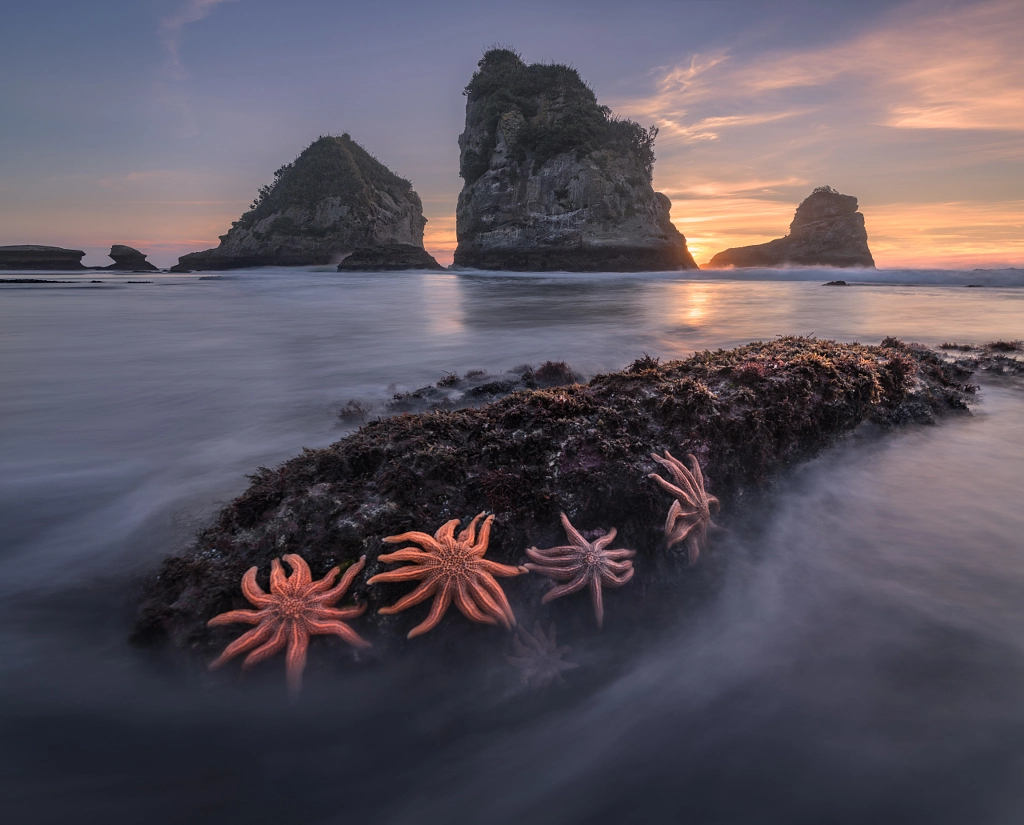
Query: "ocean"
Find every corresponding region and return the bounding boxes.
[1,268,1022,823]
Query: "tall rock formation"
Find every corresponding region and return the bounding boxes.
[172,135,428,271]
[454,49,697,271]
[0,245,87,270]
[710,186,875,268]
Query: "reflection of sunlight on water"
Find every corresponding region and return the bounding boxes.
[421,273,465,336]
[661,281,716,326]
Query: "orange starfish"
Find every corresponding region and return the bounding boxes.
[524,513,635,629]
[368,513,526,638]
[648,450,722,565]
[208,554,370,695]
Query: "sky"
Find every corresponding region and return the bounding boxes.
[1,0,1021,269]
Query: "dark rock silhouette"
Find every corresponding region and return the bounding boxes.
[710,187,875,268]
[454,49,697,272]
[0,245,87,271]
[105,245,158,271]
[172,135,428,272]
[337,244,443,271]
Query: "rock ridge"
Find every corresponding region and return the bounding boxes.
[0,245,87,271]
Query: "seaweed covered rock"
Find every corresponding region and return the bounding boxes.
[134,337,976,658]
[454,49,698,271]
[172,135,427,271]
[710,186,875,269]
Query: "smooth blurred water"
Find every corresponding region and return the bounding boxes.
[1,269,1023,823]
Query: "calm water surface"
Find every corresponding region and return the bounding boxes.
[1,269,1023,823]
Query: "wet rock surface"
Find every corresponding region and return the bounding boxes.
[171,135,428,272]
[453,50,697,272]
[134,337,976,662]
[710,186,875,268]
[337,243,443,271]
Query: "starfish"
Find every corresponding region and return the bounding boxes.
[368,513,527,638]
[524,513,635,629]
[506,622,579,691]
[648,450,722,565]
[208,554,370,695]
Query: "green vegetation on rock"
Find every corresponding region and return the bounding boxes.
[460,48,657,185]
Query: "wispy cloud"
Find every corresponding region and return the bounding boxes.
[156,0,240,135]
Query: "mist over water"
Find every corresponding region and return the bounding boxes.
[2,269,1023,823]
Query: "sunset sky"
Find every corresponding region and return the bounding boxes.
[2,0,1021,268]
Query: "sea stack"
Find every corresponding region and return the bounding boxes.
[105,245,158,271]
[453,49,698,271]
[0,245,87,271]
[710,186,875,268]
[172,135,428,271]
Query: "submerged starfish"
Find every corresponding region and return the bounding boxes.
[368,513,527,638]
[648,450,722,565]
[208,554,370,695]
[524,513,635,629]
[506,622,579,691]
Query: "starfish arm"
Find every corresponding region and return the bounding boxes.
[382,531,442,552]
[270,558,288,595]
[686,535,701,566]
[376,549,437,565]
[407,582,452,638]
[601,559,634,575]
[284,622,309,696]
[318,604,366,621]
[652,452,700,498]
[604,567,635,587]
[376,577,438,614]
[589,575,605,629]
[208,609,264,626]
[558,513,590,549]
[526,545,577,562]
[592,528,619,551]
[470,514,494,557]
[367,566,431,584]
[648,473,694,505]
[238,622,287,670]
[282,555,312,590]
[467,582,511,629]
[601,548,636,560]
[433,519,463,546]
[209,621,275,669]
[458,512,486,547]
[453,584,499,625]
[540,572,588,604]
[307,566,341,595]
[667,516,700,549]
[476,558,527,578]
[707,519,727,534]
[524,562,583,581]
[686,454,706,493]
[240,567,273,608]
[317,555,366,604]
[306,618,372,649]
[474,573,516,628]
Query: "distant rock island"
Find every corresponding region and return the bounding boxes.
[0,245,87,270]
[337,243,443,271]
[453,49,698,271]
[172,135,430,272]
[710,186,875,268]
[105,245,158,271]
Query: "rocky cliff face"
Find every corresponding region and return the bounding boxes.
[105,245,158,271]
[454,50,697,271]
[0,245,86,270]
[173,135,427,271]
[709,186,875,268]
